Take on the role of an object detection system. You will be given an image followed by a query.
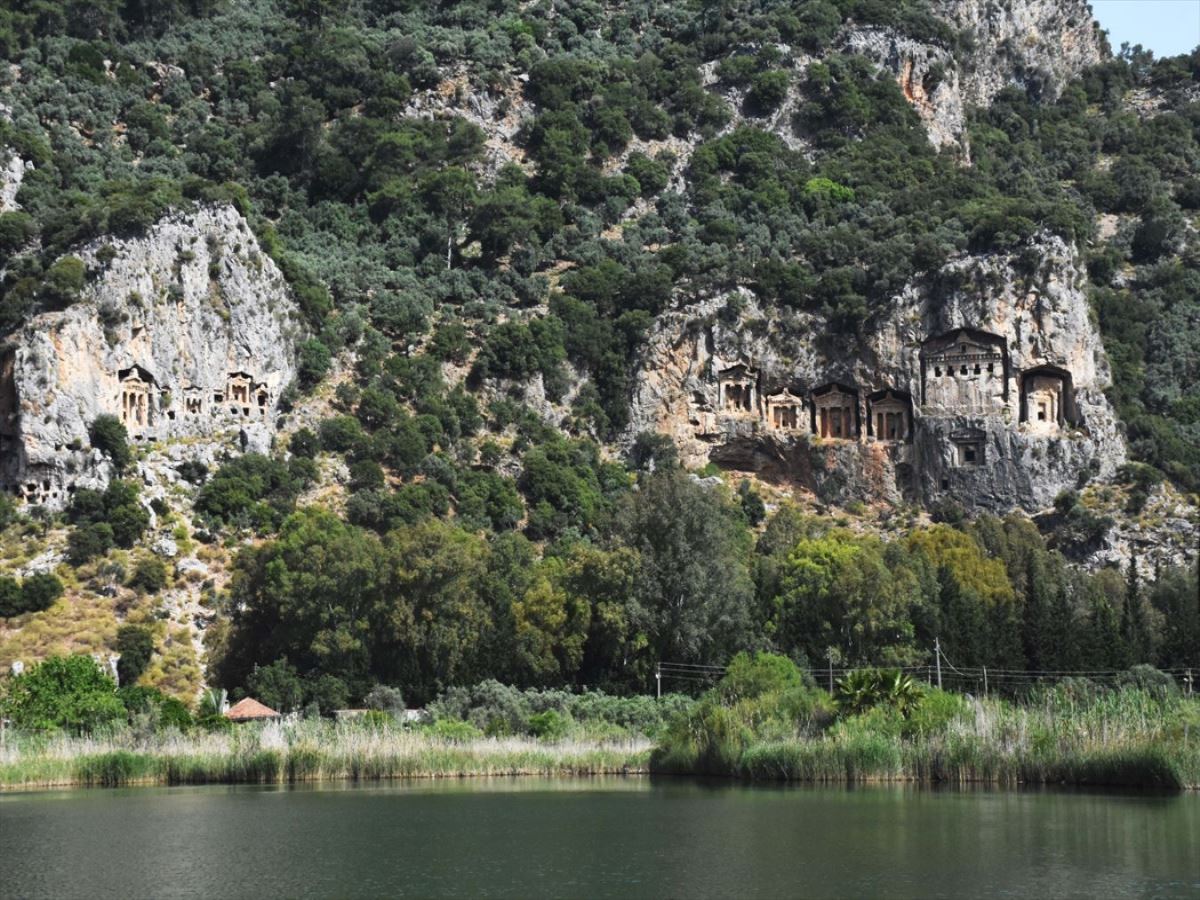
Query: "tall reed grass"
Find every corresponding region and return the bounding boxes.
[652,687,1200,790]
[0,721,652,789]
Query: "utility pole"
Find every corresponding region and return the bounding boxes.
[934,637,943,691]
[827,648,835,694]
[1185,669,1193,698]
[982,666,988,697]
[655,664,661,701]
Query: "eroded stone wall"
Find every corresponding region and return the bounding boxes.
[625,235,1125,513]
[0,204,300,507]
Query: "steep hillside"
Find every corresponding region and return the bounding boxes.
[0,1,1196,705]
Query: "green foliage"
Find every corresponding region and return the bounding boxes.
[428,679,691,739]
[834,668,924,718]
[129,556,169,593]
[67,480,148,560]
[1,654,125,733]
[89,415,131,474]
[115,625,155,686]
[40,256,86,308]
[0,493,15,530]
[0,573,64,617]
[364,684,405,717]
[297,339,331,390]
[67,522,115,565]
[246,658,306,714]
[194,454,307,531]
[654,653,835,775]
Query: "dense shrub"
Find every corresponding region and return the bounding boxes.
[194,454,306,531]
[0,573,64,617]
[115,625,155,686]
[89,415,131,475]
[0,655,125,733]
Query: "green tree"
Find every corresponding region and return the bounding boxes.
[19,573,65,615]
[419,166,477,269]
[616,470,756,665]
[115,625,155,686]
[67,522,114,565]
[0,576,20,617]
[218,509,389,689]
[247,658,306,713]
[378,520,492,701]
[41,256,85,308]
[89,414,131,474]
[775,533,922,666]
[511,559,589,686]
[1,655,124,733]
[129,556,168,593]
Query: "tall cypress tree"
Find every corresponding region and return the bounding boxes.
[1121,553,1151,665]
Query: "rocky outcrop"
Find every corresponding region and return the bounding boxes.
[624,234,1125,514]
[0,150,29,213]
[933,0,1103,106]
[847,0,1103,150]
[403,71,534,179]
[1,204,300,507]
[843,29,965,149]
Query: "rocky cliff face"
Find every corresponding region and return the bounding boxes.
[1,204,300,507]
[933,0,1103,106]
[848,0,1103,150]
[625,234,1125,514]
[0,151,28,213]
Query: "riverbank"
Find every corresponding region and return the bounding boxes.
[649,656,1200,791]
[0,724,653,789]
[4,722,1196,791]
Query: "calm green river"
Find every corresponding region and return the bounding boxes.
[1,778,1197,898]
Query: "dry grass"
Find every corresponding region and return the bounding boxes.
[0,720,652,789]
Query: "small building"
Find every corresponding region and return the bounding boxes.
[224,697,281,723]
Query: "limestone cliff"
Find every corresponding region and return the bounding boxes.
[932,0,1103,106]
[848,0,1103,149]
[624,234,1125,514]
[1,204,300,507]
[0,151,29,214]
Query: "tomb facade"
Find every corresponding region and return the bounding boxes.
[227,371,253,408]
[949,427,987,467]
[183,387,204,416]
[1020,365,1076,434]
[812,383,859,440]
[118,366,156,429]
[718,364,758,415]
[920,329,1008,413]
[867,389,913,442]
[765,390,805,432]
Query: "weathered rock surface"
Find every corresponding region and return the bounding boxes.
[847,0,1103,149]
[933,0,1103,106]
[1,204,300,507]
[625,234,1125,514]
[0,150,29,213]
[843,29,966,149]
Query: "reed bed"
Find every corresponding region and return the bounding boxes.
[0,721,652,789]
[653,687,1200,790]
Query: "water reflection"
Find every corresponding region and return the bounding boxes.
[1,779,1196,899]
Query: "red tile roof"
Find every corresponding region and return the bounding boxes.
[224,697,281,720]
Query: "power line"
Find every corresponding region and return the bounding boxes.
[655,656,1198,694]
